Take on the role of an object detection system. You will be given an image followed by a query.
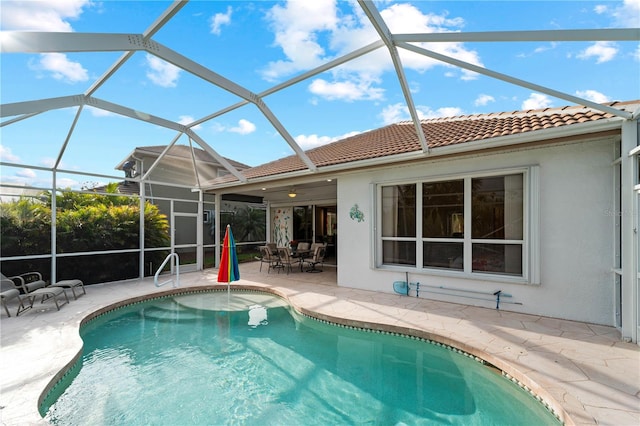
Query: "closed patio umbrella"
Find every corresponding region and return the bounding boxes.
[217,224,240,284]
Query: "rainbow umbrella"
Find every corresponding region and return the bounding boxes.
[217,224,240,284]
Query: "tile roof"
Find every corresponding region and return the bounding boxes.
[212,100,639,185]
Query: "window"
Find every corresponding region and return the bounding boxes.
[378,171,528,280]
[381,184,416,266]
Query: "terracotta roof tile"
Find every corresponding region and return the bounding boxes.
[211,101,639,185]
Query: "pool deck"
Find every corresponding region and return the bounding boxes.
[1,261,639,425]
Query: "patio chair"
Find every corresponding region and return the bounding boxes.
[277,247,301,275]
[304,245,326,273]
[1,274,30,317]
[9,272,69,311]
[259,246,281,273]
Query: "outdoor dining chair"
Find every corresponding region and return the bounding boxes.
[304,246,327,273]
[277,247,301,275]
[259,245,281,273]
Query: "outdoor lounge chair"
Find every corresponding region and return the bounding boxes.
[0,274,29,317]
[51,279,85,300]
[11,271,47,293]
[9,272,69,311]
[304,246,326,273]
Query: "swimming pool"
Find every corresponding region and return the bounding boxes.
[43,290,560,425]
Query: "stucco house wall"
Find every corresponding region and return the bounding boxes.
[337,136,616,326]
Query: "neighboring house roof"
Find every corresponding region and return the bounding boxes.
[208,100,639,186]
[116,145,251,171]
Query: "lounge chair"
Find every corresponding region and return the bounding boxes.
[9,272,69,311]
[51,279,85,300]
[11,271,47,293]
[0,274,30,317]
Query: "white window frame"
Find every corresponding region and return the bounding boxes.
[375,166,540,284]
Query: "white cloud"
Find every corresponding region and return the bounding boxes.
[229,119,256,135]
[522,93,553,110]
[87,106,114,117]
[597,0,640,27]
[57,177,81,189]
[29,53,89,83]
[210,6,232,35]
[40,157,57,168]
[145,54,181,88]
[308,78,384,102]
[178,115,202,130]
[0,0,91,31]
[16,168,37,179]
[262,0,339,81]
[1,1,92,83]
[295,134,334,150]
[430,106,464,118]
[575,90,610,103]
[577,41,618,63]
[380,102,464,125]
[262,0,481,101]
[0,145,20,162]
[380,103,408,124]
[474,94,495,107]
[295,130,362,150]
[594,5,608,15]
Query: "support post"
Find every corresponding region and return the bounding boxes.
[621,119,638,343]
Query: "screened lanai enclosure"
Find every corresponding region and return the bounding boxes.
[1,1,638,306]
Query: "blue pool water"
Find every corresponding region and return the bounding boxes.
[44,291,560,425]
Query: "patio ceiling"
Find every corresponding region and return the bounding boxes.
[1,1,638,195]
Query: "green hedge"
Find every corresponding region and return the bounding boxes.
[0,186,170,285]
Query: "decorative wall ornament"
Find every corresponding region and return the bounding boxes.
[349,204,364,222]
[272,208,292,246]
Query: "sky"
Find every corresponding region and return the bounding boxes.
[1,0,639,191]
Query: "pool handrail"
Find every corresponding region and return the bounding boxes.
[154,253,180,288]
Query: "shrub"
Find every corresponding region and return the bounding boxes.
[0,187,170,284]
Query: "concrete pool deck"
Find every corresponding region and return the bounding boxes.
[1,261,638,425]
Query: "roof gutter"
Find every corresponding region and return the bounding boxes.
[203,116,627,192]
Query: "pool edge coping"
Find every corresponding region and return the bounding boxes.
[38,283,571,425]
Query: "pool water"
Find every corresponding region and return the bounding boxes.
[44,291,560,425]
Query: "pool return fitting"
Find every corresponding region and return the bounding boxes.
[393,272,522,310]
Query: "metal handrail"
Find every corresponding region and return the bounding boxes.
[154,253,180,288]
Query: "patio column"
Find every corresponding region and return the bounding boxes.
[51,171,57,284]
[139,179,146,279]
[621,119,638,343]
[196,189,204,270]
[214,192,221,268]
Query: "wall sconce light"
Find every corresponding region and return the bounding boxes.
[288,189,297,198]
